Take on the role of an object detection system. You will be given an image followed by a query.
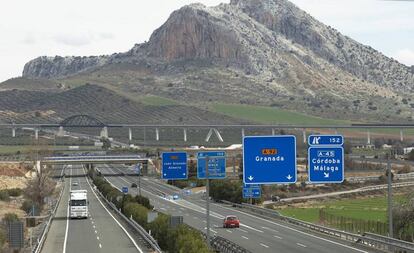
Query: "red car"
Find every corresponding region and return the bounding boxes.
[223,215,240,228]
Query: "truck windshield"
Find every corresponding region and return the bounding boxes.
[71,200,86,206]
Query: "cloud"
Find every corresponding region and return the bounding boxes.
[22,34,36,44]
[53,33,94,47]
[99,32,114,40]
[393,49,414,66]
[52,31,114,47]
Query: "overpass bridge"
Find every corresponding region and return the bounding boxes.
[41,155,147,165]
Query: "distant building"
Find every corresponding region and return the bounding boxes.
[403,147,414,155]
[382,144,393,149]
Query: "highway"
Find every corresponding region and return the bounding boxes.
[98,164,379,253]
[41,165,147,253]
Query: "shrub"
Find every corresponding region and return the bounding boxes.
[0,190,10,201]
[135,195,153,210]
[175,226,211,253]
[7,188,23,197]
[21,200,39,214]
[3,213,19,223]
[148,214,170,249]
[0,228,5,249]
[123,202,148,228]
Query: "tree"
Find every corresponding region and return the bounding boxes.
[25,165,56,208]
[25,139,56,209]
[392,195,414,242]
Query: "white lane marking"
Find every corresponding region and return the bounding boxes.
[274,235,282,239]
[94,230,97,234]
[93,225,96,229]
[204,227,218,234]
[297,243,307,248]
[193,217,198,220]
[241,224,263,233]
[242,236,249,240]
[82,168,144,253]
[260,243,269,248]
[226,230,233,233]
[160,207,167,211]
[99,243,102,248]
[202,220,207,223]
[97,236,100,240]
[262,226,279,233]
[210,203,369,253]
[238,228,248,233]
[62,168,72,253]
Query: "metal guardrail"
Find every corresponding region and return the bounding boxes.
[364,233,414,252]
[221,201,414,253]
[32,179,66,253]
[201,232,252,253]
[94,186,162,253]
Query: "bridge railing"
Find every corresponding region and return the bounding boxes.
[220,200,414,253]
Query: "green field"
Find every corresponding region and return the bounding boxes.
[211,103,350,125]
[277,195,407,223]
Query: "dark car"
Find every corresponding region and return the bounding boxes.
[271,195,281,202]
[131,183,137,188]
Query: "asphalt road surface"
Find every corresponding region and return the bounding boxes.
[99,164,379,253]
[41,165,146,253]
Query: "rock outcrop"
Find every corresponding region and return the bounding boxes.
[22,0,414,94]
[23,56,108,79]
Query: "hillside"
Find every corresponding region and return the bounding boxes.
[3,0,414,123]
[0,84,244,124]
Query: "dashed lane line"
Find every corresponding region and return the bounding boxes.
[260,243,270,248]
[82,167,144,253]
[297,243,307,248]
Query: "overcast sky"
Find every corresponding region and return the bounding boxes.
[0,0,413,82]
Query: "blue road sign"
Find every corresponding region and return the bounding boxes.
[243,184,261,198]
[197,151,226,179]
[243,136,297,184]
[309,135,343,146]
[162,152,188,180]
[122,187,128,193]
[308,147,344,183]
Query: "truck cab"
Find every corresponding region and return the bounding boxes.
[69,190,88,219]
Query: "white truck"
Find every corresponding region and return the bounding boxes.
[69,190,88,219]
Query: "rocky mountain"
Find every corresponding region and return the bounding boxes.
[10,0,414,123]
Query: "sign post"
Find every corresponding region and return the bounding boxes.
[243,136,297,185]
[197,151,226,249]
[205,156,210,248]
[308,135,344,184]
